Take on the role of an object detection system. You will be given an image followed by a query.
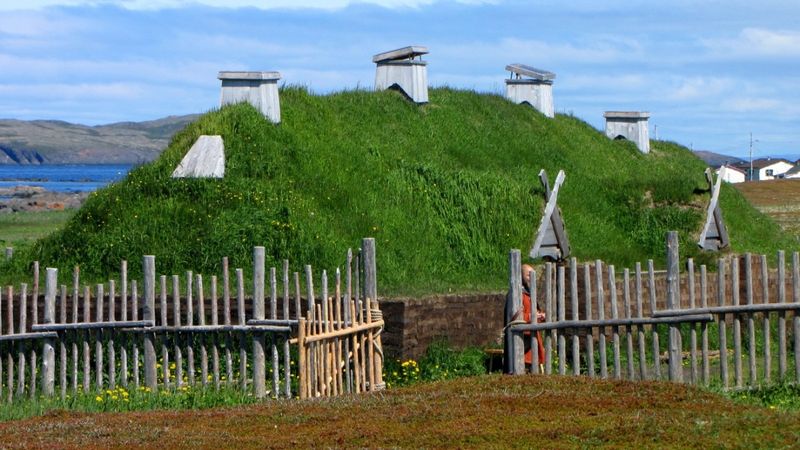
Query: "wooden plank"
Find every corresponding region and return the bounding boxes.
[186,271,194,386]
[718,258,728,389]
[30,261,39,398]
[253,247,266,398]
[596,260,607,379]
[700,264,710,385]
[648,260,660,380]
[557,265,566,376]
[507,250,523,374]
[608,265,621,380]
[298,317,307,399]
[223,259,233,387]
[132,280,140,388]
[72,268,79,393]
[760,254,771,384]
[197,274,208,388]
[142,255,158,390]
[43,268,57,396]
[623,268,634,380]
[777,251,787,380]
[583,264,594,378]
[635,262,646,381]
[570,259,580,375]
[530,170,569,260]
[161,275,170,388]
[271,267,280,398]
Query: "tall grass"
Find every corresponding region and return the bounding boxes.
[2,87,793,293]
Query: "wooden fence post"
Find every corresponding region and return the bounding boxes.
[666,231,683,382]
[42,268,57,396]
[142,255,157,390]
[253,246,267,398]
[362,238,383,387]
[298,317,307,399]
[506,249,524,375]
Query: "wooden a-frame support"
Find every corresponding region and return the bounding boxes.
[698,167,730,251]
[529,169,570,261]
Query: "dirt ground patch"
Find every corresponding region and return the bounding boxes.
[0,375,797,449]
[735,179,800,236]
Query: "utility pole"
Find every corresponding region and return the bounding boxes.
[749,132,758,181]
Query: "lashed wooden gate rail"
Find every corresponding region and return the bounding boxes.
[0,238,383,401]
[506,231,800,387]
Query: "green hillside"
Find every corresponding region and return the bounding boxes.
[7,87,793,294]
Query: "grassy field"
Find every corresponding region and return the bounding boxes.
[2,88,792,292]
[734,179,800,238]
[0,375,797,449]
[0,210,74,247]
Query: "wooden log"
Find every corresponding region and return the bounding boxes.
[30,261,39,398]
[252,247,266,398]
[5,287,15,403]
[0,331,58,342]
[744,254,757,386]
[583,264,594,378]
[120,261,128,388]
[760,254,771,384]
[223,259,233,387]
[608,265,621,380]
[700,264,710,385]
[95,284,104,389]
[197,274,208,388]
[570,259,579,376]
[298,317,307,399]
[687,259,697,384]
[57,285,67,399]
[544,263,553,375]
[777,250,787,380]
[623,268,634,380]
[18,284,28,397]
[82,285,90,392]
[173,275,183,388]
[132,280,139,388]
[595,260,607,379]
[718,258,728,389]
[185,271,194,386]
[42,268,57,396]
[341,260,351,393]
[556,265,565,376]
[237,268,247,391]
[142,255,157,390]
[211,275,219,391]
[72,268,79,393]
[271,267,280,397]
[793,252,800,384]
[648,260,660,380]
[530,270,539,375]
[108,280,116,390]
[666,231,682,383]
[161,275,169,388]
[507,250,523,374]
[635,262,646,381]
[732,257,743,388]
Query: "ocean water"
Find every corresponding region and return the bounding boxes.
[0,164,133,194]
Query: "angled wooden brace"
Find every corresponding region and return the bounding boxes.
[698,167,730,251]
[529,169,570,261]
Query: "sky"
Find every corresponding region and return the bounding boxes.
[1,0,799,158]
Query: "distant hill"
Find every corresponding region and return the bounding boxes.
[693,150,744,167]
[0,114,199,164]
[7,88,792,294]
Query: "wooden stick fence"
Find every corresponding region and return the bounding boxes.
[507,232,800,388]
[0,238,384,401]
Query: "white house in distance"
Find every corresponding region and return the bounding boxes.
[728,158,795,181]
[716,164,746,183]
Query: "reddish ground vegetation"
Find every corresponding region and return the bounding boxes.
[735,179,800,236]
[0,375,797,449]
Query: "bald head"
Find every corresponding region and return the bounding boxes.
[522,264,534,289]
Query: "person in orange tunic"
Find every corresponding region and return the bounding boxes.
[521,264,546,369]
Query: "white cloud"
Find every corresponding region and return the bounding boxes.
[703,27,800,58]
[668,76,734,101]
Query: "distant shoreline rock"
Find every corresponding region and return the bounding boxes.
[0,185,87,212]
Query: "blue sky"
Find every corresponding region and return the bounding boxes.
[1,0,798,158]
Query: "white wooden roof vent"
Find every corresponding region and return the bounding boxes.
[373,46,429,104]
[505,63,556,118]
[218,71,281,123]
[604,111,651,154]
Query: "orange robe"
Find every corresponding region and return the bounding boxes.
[523,291,546,365]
